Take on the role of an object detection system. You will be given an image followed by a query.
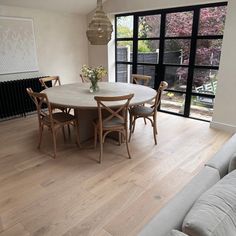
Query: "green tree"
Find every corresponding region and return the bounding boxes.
[117,17,152,52]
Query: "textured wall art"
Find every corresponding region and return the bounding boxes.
[0,17,39,75]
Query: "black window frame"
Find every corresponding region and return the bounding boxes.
[115,2,227,122]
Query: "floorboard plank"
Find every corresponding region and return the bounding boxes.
[0,113,231,235]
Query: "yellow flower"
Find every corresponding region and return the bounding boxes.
[81,65,107,82]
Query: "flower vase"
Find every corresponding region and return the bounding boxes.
[89,80,99,93]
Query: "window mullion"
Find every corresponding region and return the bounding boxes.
[132,14,139,75]
[184,8,200,117]
[156,12,166,90]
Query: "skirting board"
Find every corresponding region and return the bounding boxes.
[210,121,236,133]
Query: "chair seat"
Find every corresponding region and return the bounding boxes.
[94,117,125,129]
[43,112,75,125]
[104,117,125,129]
[130,105,153,116]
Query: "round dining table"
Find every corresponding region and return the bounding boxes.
[43,82,156,142]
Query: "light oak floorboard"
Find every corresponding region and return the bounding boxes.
[0,113,231,236]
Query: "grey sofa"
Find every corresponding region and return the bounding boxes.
[138,133,236,236]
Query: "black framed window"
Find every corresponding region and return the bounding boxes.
[115,2,227,122]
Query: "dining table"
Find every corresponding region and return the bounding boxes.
[43,82,157,142]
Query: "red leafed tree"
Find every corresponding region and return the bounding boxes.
[139,6,227,89]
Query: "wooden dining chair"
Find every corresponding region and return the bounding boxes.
[129,81,168,145]
[26,88,81,158]
[80,74,106,83]
[93,94,134,163]
[131,74,152,125]
[39,76,71,115]
[80,74,89,83]
[132,74,152,86]
[39,76,61,88]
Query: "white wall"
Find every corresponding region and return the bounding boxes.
[0,5,88,84]
[211,0,236,133]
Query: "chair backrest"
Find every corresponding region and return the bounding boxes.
[39,76,61,89]
[80,74,106,83]
[94,94,134,128]
[153,81,168,110]
[26,88,53,125]
[80,74,89,83]
[132,74,152,86]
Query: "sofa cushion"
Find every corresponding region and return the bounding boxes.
[169,230,188,236]
[138,166,220,236]
[182,169,236,236]
[228,152,236,172]
[206,133,236,178]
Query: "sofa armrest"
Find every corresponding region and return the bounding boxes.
[138,166,220,236]
[206,133,236,178]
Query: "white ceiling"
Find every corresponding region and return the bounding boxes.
[0,0,106,14]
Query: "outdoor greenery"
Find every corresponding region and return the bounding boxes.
[116,6,227,119]
[117,6,227,88]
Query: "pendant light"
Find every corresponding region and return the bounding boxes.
[86,0,113,45]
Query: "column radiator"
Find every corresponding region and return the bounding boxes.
[0,77,49,119]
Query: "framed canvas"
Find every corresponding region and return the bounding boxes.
[0,16,39,75]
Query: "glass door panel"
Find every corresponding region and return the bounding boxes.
[192,69,218,95]
[137,65,156,88]
[190,95,214,121]
[117,41,133,62]
[117,64,132,83]
[137,40,160,63]
[195,39,223,66]
[198,6,227,36]
[164,39,191,65]
[116,16,134,38]
[138,15,161,38]
[161,91,185,115]
[164,66,188,92]
[165,11,193,37]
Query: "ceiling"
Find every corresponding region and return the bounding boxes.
[0,0,107,14]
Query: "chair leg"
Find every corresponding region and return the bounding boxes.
[143,117,147,125]
[132,117,136,133]
[118,133,122,146]
[155,124,158,135]
[52,129,57,158]
[62,127,66,142]
[129,113,133,142]
[74,121,81,148]
[125,130,131,159]
[99,129,103,164]
[38,125,44,149]
[152,118,157,145]
[94,125,97,149]
[67,124,71,137]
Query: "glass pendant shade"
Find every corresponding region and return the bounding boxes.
[86,0,113,45]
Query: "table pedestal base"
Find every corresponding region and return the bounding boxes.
[75,109,98,143]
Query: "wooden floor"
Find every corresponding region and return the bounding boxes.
[0,113,231,236]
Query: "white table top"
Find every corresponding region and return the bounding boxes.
[43,82,157,109]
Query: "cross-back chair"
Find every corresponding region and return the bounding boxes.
[132,74,152,86]
[39,76,61,88]
[129,81,168,145]
[93,94,134,163]
[26,88,80,158]
[79,74,88,83]
[80,74,106,83]
[131,74,152,125]
[39,76,71,115]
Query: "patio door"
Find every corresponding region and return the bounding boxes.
[115,2,227,121]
